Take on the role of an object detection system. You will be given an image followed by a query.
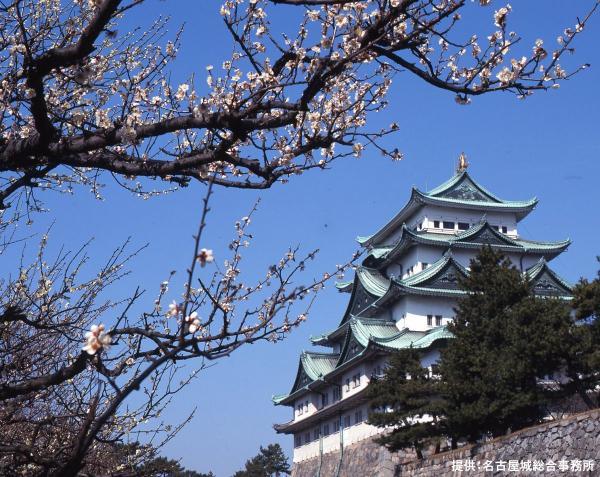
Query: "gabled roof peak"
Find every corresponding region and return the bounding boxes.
[425,170,501,203]
[525,258,573,297]
[358,170,538,247]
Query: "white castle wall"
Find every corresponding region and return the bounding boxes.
[291,354,441,463]
[392,295,456,331]
[382,206,518,246]
[294,393,320,422]
[292,404,382,463]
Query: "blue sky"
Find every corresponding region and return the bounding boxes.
[5,1,600,475]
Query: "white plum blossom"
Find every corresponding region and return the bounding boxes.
[185,312,202,333]
[307,10,319,21]
[82,324,112,355]
[196,248,214,267]
[494,5,511,28]
[175,84,189,101]
[554,64,567,79]
[352,142,364,157]
[165,41,176,56]
[167,300,181,317]
[533,39,547,59]
[496,66,514,85]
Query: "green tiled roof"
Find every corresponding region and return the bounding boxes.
[272,394,289,405]
[411,326,455,348]
[275,317,454,405]
[356,267,390,297]
[358,171,537,247]
[350,318,453,350]
[366,221,570,266]
[525,258,573,297]
[302,352,339,379]
[425,171,535,207]
[335,280,353,292]
[415,189,537,209]
[400,253,467,286]
[349,318,402,347]
[426,171,500,199]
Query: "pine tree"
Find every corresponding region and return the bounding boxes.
[440,246,571,440]
[561,257,600,408]
[233,443,290,477]
[368,246,578,454]
[368,348,445,458]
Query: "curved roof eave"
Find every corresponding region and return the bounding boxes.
[357,189,423,247]
[414,189,538,221]
[275,323,455,405]
[525,258,574,291]
[358,176,538,248]
[369,222,569,267]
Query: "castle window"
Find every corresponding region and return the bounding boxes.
[372,364,383,377]
[345,378,350,392]
[322,392,329,408]
[501,226,508,233]
[458,222,469,230]
[313,428,320,441]
[294,435,302,447]
[304,401,308,413]
[344,415,351,428]
[333,387,341,401]
[352,373,361,388]
[427,315,433,326]
[443,221,455,230]
[323,423,330,436]
[304,432,311,444]
[422,262,429,270]
[434,220,440,228]
[435,315,442,326]
[354,409,363,424]
[297,405,303,416]
[430,364,440,377]
[333,419,340,433]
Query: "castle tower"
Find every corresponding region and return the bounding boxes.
[272,166,572,464]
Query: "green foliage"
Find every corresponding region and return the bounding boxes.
[368,348,444,458]
[369,247,596,455]
[233,443,290,477]
[561,256,600,408]
[441,247,572,440]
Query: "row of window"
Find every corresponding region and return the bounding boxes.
[427,314,443,327]
[432,220,468,231]
[345,373,361,392]
[298,386,345,417]
[296,367,382,421]
[427,220,508,234]
[296,400,309,416]
[293,410,366,447]
[405,262,429,277]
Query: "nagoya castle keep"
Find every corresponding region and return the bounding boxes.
[272,156,573,467]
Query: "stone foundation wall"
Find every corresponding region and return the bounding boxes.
[291,438,413,477]
[291,409,600,477]
[398,409,600,477]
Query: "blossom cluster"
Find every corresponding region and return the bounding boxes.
[82,324,112,355]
